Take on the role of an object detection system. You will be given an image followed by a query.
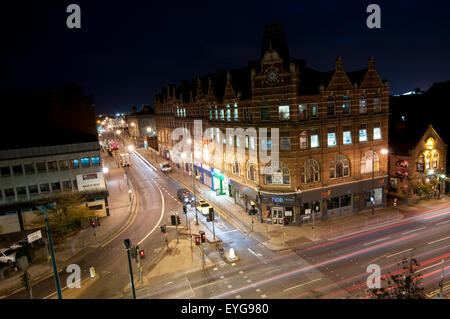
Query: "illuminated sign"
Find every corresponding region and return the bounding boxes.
[272,197,284,204]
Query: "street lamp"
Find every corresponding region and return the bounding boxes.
[128,145,134,152]
[123,239,136,299]
[372,148,388,216]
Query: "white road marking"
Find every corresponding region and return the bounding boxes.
[427,236,450,245]
[216,229,239,235]
[282,278,322,292]
[248,248,263,258]
[162,281,174,287]
[419,262,443,272]
[386,248,413,258]
[402,227,426,235]
[363,237,390,246]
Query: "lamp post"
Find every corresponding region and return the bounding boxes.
[123,239,136,299]
[187,139,199,225]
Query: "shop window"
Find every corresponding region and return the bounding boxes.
[330,155,350,179]
[299,130,308,149]
[310,129,319,148]
[12,165,23,176]
[70,159,79,168]
[279,105,290,121]
[260,108,271,121]
[327,97,335,117]
[59,160,69,170]
[360,95,368,114]
[327,128,336,147]
[343,126,352,145]
[301,159,321,183]
[298,104,307,120]
[373,122,382,140]
[310,104,318,118]
[359,124,368,142]
[361,151,379,174]
[91,156,100,165]
[62,181,72,191]
[24,163,35,175]
[81,158,90,167]
[246,162,256,181]
[327,197,340,210]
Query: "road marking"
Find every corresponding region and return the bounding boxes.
[386,248,413,258]
[216,229,239,235]
[419,262,443,272]
[248,248,263,258]
[282,278,323,292]
[402,227,426,235]
[162,281,174,287]
[363,237,390,246]
[436,220,450,226]
[427,236,450,245]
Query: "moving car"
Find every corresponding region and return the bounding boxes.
[0,248,16,264]
[160,162,172,172]
[9,239,28,250]
[177,188,195,203]
[119,153,130,167]
[196,200,212,216]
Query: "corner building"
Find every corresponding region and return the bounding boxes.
[154,24,389,226]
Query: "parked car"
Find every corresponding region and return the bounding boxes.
[160,162,172,172]
[196,200,212,216]
[10,239,28,250]
[177,188,195,203]
[0,248,16,264]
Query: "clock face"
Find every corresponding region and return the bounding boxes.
[266,69,279,83]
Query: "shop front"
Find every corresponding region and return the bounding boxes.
[201,164,214,190]
[211,168,228,196]
[229,179,258,212]
[261,193,297,226]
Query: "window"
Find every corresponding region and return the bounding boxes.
[279,105,290,121]
[16,186,27,198]
[24,163,35,175]
[1,166,11,177]
[232,156,240,175]
[28,185,38,195]
[91,156,100,165]
[330,155,350,179]
[245,136,249,149]
[246,162,256,181]
[250,136,255,150]
[261,108,270,121]
[234,103,238,121]
[360,95,367,114]
[310,104,318,118]
[327,97,335,117]
[51,182,61,192]
[209,106,213,120]
[40,183,50,193]
[300,130,308,149]
[236,136,240,147]
[310,129,319,148]
[226,104,231,122]
[361,151,379,174]
[36,162,46,173]
[4,188,15,198]
[48,161,57,171]
[298,105,307,120]
[261,138,271,151]
[301,159,321,183]
[215,105,218,120]
[343,126,352,145]
[62,180,72,191]
[374,94,382,113]
[425,152,431,169]
[280,138,291,151]
[327,128,337,147]
[220,109,225,121]
[59,160,69,170]
[81,158,90,167]
[264,164,290,185]
[432,151,439,168]
[12,165,23,176]
[70,159,79,168]
[216,128,220,143]
[359,124,368,142]
[342,96,351,115]
[373,122,382,140]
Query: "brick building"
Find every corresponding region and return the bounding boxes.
[154,24,389,226]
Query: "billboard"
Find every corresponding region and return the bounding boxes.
[76,172,106,191]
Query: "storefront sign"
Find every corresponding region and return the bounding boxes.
[305,208,311,215]
[285,210,292,216]
[321,190,331,197]
[272,197,284,204]
[76,172,106,191]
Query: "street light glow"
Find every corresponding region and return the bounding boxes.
[116,130,121,135]
[102,167,109,174]
[146,127,152,132]
[128,145,134,152]
[381,148,388,155]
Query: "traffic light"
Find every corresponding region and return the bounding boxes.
[177,216,181,225]
[199,231,206,243]
[160,225,166,233]
[96,218,101,226]
[194,235,200,246]
[171,215,176,226]
[139,249,145,258]
[207,207,214,222]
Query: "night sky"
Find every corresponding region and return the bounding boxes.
[1,0,450,114]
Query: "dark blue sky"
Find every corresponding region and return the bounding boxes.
[1,0,450,114]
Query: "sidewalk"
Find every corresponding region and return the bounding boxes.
[137,148,450,252]
[0,152,137,298]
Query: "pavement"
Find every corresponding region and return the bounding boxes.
[0,152,137,298]
[136,148,450,252]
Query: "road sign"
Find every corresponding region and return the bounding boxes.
[27,230,42,243]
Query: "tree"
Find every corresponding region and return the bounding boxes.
[36,193,97,239]
[368,258,427,299]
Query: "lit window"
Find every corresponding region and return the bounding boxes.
[229,135,233,146]
[310,129,319,148]
[234,103,238,121]
[310,104,318,118]
[215,106,218,120]
[360,95,367,114]
[216,128,220,143]
[359,124,368,142]
[279,105,290,121]
[327,128,336,147]
[236,137,240,147]
[250,137,255,150]
[373,123,381,140]
[330,155,350,179]
[342,96,351,115]
[226,104,231,121]
[299,105,307,120]
[245,136,249,149]
[299,130,308,149]
[220,109,224,121]
[81,158,90,167]
[343,126,352,145]
[209,106,212,120]
[91,156,100,165]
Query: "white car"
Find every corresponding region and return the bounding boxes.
[10,239,28,250]
[0,248,16,264]
[196,200,212,216]
[160,162,172,172]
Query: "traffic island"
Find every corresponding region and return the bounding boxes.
[224,248,239,263]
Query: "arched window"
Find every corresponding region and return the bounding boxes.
[264,163,290,185]
[301,159,321,183]
[432,151,439,169]
[330,155,350,178]
[232,155,240,175]
[361,151,379,174]
[246,162,256,181]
